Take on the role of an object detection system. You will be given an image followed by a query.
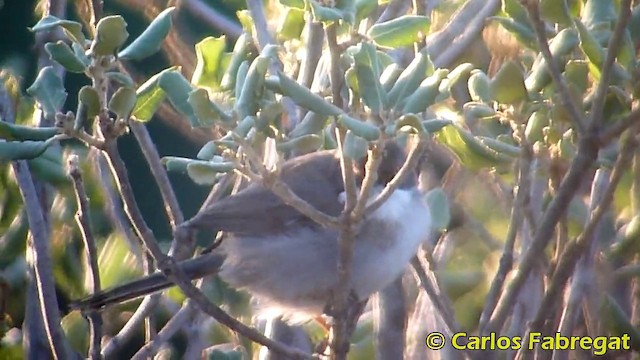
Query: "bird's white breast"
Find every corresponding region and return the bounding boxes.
[352,188,432,298]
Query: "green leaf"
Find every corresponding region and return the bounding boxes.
[105,72,135,87]
[118,7,175,60]
[463,102,497,119]
[234,61,250,99]
[161,156,192,172]
[26,66,67,120]
[467,70,492,103]
[191,36,227,91]
[439,63,474,94]
[540,0,571,26]
[387,50,433,107]
[501,0,529,25]
[574,18,605,79]
[278,8,305,41]
[290,111,329,137]
[402,69,448,113]
[279,0,305,8]
[132,67,178,122]
[582,0,617,29]
[395,114,426,134]
[30,15,85,44]
[525,28,579,92]
[524,108,549,143]
[367,15,430,49]
[490,61,527,104]
[308,0,355,23]
[434,124,512,169]
[236,10,254,35]
[342,130,368,160]
[424,187,450,230]
[277,72,342,116]
[379,63,403,92]
[71,42,90,66]
[221,34,250,91]
[277,134,324,153]
[27,147,70,188]
[353,43,386,113]
[108,87,137,119]
[0,138,57,161]
[78,85,100,119]
[0,122,58,141]
[158,70,198,126]
[355,0,377,23]
[188,89,231,126]
[44,41,87,73]
[338,114,380,141]
[422,119,452,133]
[234,47,275,119]
[489,17,537,50]
[187,160,234,185]
[91,15,129,56]
[564,60,589,94]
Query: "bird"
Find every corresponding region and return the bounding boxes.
[70,140,432,322]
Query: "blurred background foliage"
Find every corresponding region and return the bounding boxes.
[1,0,640,358]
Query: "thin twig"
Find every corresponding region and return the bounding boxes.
[129,121,184,229]
[478,145,532,333]
[330,127,359,360]
[410,256,460,335]
[484,137,599,333]
[232,135,340,228]
[363,137,426,218]
[524,0,585,134]
[523,126,638,346]
[101,295,161,358]
[552,168,609,360]
[67,155,103,360]
[100,139,312,359]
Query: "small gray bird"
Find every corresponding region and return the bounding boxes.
[71,141,432,322]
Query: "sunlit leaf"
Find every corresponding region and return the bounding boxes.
[158,70,198,126]
[132,67,178,122]
[352,43,386,113]
[192,36,227,91]
[0,122,58,141]
[490,61,527,104]
[26,66,67,120]
[30,15,85,44]
[108,87,137,120]
[91,15,129,56]
[367,15,430,49]
[424,187,450,230]
[44,41,87,73]
[118,7,175,60]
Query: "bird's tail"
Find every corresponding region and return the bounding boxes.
[69,252,225,311]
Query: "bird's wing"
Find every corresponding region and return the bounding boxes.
[186,151,346,235]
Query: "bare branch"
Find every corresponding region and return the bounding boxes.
[479,145,532,333]
[67,155,103,359]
